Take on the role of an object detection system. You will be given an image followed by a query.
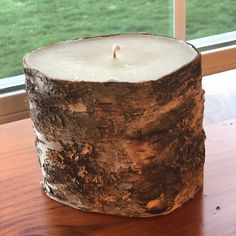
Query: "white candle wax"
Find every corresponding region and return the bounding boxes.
[24,34,198,83]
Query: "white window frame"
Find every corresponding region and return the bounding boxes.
[0,0,236,124]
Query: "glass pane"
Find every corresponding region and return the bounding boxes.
[187,0,236,40]
[0,0,173,79]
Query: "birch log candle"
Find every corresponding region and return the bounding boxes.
[24,33,205,217]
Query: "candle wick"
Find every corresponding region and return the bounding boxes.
[112,43,122,59]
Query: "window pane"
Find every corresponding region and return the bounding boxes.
[0,0,173,79]
[187,0,236,40]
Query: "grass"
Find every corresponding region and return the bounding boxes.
[0,0,235,79]
[186,0,236,39]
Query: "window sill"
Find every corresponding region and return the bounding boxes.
[0,89,28,125]
[201,45,236,75]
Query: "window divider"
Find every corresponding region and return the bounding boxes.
[173,0,186,40]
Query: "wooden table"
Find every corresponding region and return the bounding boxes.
[1,70,236,236]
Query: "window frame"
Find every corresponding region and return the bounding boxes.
[0,0,236,124]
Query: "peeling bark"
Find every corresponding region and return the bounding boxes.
[24,35,205,217]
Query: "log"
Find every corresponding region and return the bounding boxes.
[24,34,205,217]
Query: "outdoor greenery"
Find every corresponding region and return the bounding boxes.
[186,0,235,39]
[0,0,235,79]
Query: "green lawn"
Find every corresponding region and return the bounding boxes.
[0,0,235,79]
[186,0,236,39]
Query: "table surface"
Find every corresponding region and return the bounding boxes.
[1,70,236,236]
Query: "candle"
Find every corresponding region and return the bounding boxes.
[24,33,205,218]
[24,34,197,82]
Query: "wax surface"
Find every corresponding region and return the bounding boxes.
[24,34,198,82]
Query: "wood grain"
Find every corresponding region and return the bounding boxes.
[1,116,236,236]
[1,69,236,235]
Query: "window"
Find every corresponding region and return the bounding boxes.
[184,0,236,75]
[0,0,173,80]
[0,0,236,124]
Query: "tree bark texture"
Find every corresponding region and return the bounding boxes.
[24,44,205,217]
